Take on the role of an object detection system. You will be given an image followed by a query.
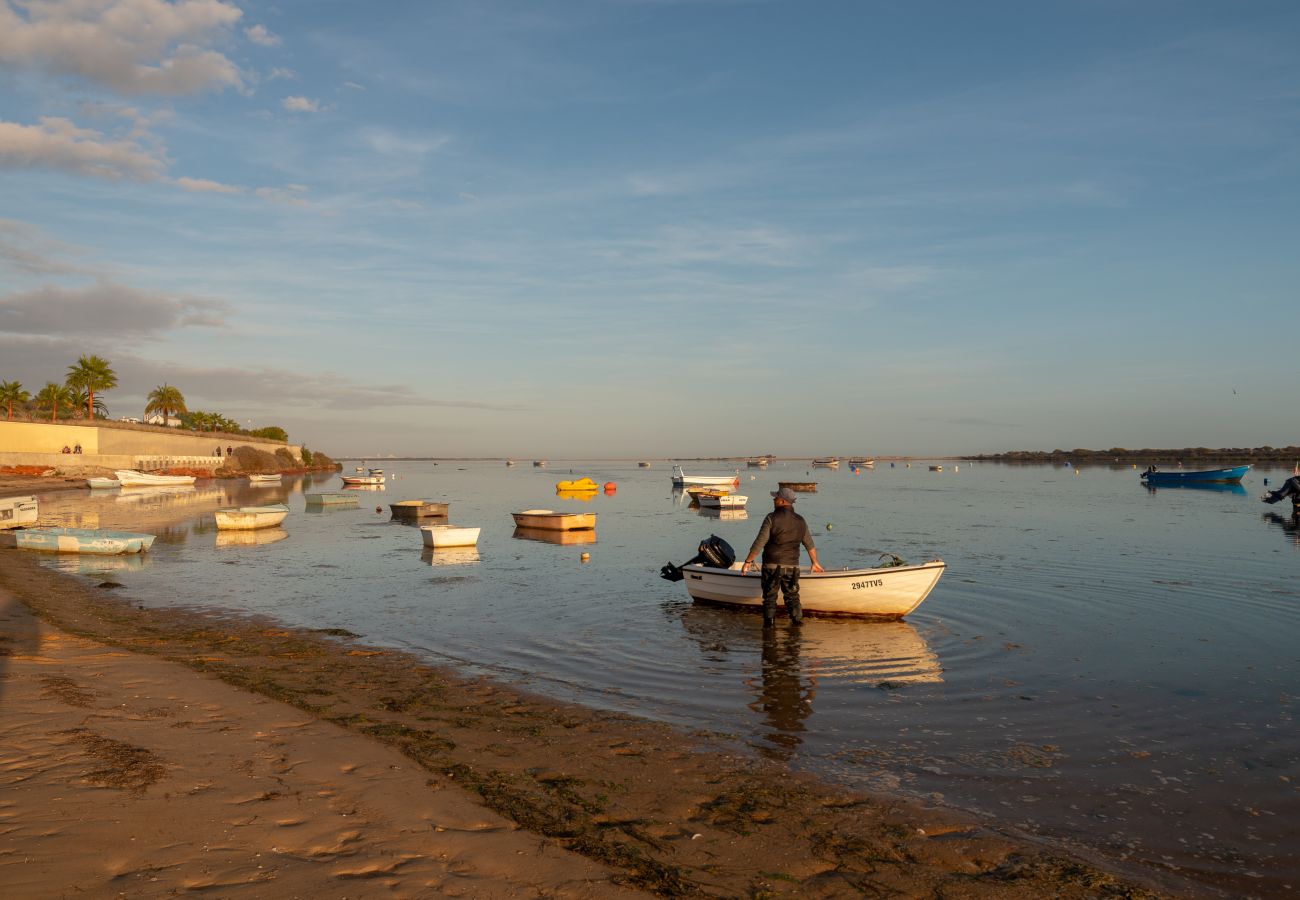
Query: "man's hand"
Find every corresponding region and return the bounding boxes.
[741,560,753,574]
[811,561,824,573]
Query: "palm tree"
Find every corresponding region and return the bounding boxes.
[69,388,109,419]
[65,355,117,420]
[0,380,29,421]
[145,384,187,425]
[35,382,72,421]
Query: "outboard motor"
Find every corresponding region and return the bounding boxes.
[660,535,736,582]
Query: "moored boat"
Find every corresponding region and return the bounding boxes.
[638,462,651,468]
[511,509,596,531]
[679,560,946,618]
[1140,464,1249,485]
[115,469,197,487]
[390,500,449,520]
[698,493,747,509]
[778,481,817,492]
[746,457,770,468]
[671,465,740,489]
[420,524,481,548]
[86,477,120,489]
[248,473,282,484]
[0,495,39,530]
[533,460,548,468]
[812,457,840,469]
[341,473,385,486]
[213,503,289,531]
[848,457,875,468]
[555,478,600,492]
[929,465,943,472]
[0,526,155,555]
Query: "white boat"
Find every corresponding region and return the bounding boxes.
[697,493,747,509]
[248,473,282,484]
[213,503,289,531]
[86,477,120,489]
[671,465,740,489]
[341,473,385,486]
[0,526,155,554]
[848,458,875,468]
[0,495,39,530]
[812,457,840,468]
[679,560,946,618]
[419,524,481,548]
[115,469,197,487]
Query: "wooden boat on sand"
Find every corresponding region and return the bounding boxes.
[115,470,196,487]
[1,526,155,555]
[511,509,596,531]
[390,500,449,520]
[679,559,946,619]
[420,524,480,548]
[213,503,289,530]
[0,495,39,530]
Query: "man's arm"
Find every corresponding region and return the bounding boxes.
[740,515,773,574]
[802,529,824,573]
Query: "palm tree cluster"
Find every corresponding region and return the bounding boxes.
[1,355,118,422]
[182,410,241,432]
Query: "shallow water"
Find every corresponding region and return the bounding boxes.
[27,462,1300,895]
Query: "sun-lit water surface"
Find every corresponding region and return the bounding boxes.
[29,461,1299,895]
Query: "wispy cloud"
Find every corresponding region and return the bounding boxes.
[0,0,245,95]
[0,280,228,337]
[174,176,243,194]
[282,95,321,113]
[245,24,281,47]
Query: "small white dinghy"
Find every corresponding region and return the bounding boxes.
[213,503,289,531]
[248,473,282,484]
[86,477,120,490]
[697,493,747,509]
[420,524,481,548]
[115,469,197,487]
[678,560,946,619]
[671,465,740,489]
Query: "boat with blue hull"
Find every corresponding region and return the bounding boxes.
[1139,464,1249,485]
[0,527,156,554]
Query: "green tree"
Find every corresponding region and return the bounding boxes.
[250,425,288,442]
[0,380,29,421]
[35,382,72,421]
[68,388,109,419]
[145,384,187,425]
[65,355,117,420]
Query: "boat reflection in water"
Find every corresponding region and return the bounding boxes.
[421,547,482,566]
[554,489,599,503]
[698,507,748,521]
[46,553,153,576]
[342,483,386,491]
[215,527,289,549]
[1143,481,1248,496]
[512,526,597,545]
[678,606,942,760]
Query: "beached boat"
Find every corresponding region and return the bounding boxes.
[420,524,480,548]
[0,526,155,555]
[1140,465,1250,485]
[512,526,597,545]
[213,503,289,531]
[812,457,840,469]
[555,478,600,492]
[511,509,596,531]
[698,493,747,509]
[248,473,282,484]
[679,559,946,619]
[671,465,740,489]
[216,527,289,548]
[305,492,360,506]
[778,481,817,492]
[86,477,120,489]
[341,473,385,486]
[390,500,449,520]
[115,470,197,487]
[0,495,39,530]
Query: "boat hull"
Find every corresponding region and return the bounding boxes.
[681,561,945,618]
[85,478,120,490]
[115,470,197,487]
[390,500,449,519]
[248,474,282,484]
[0,495,38,530]
[305,492,359,506]
[511,509,596,530]
[214,504,289,530]
[0,526,155,554]
[698,493,747,509]
[420,525,481,548]
[671,466,740,489]
[341,475,385,486]
[1140,465,1250,484]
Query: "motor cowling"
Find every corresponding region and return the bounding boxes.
[660,534,736,582]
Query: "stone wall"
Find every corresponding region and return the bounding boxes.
[0,421,301,469]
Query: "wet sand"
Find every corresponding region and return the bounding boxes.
[0,476,1171,898]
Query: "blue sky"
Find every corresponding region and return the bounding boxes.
[1,0,1296,457]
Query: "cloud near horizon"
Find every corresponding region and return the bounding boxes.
[0,280,229,337]
[0,0,246,95]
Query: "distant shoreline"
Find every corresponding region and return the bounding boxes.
[335,448,1300,463]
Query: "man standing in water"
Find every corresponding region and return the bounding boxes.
[740,487,824,627]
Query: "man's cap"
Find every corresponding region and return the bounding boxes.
[770,487,798,502]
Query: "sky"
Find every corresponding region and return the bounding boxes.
[1,0,1297,458]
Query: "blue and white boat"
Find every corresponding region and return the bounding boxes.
[0,526,156,554]
[1139,465,1250,485]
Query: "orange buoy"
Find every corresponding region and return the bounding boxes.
[604,482,617,492]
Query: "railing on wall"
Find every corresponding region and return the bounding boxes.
[135,456,228,472]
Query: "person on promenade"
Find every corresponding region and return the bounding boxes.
[1262,475,1300,505]
[215,446,222,457]
[227,445,233,457]
[73,443,81,454]
[740,487,824,627]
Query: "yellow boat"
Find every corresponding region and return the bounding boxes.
[555,477,600,492]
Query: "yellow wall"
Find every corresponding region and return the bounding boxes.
[0,421,300,460]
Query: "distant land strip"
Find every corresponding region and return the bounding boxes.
[973,446,1300,462]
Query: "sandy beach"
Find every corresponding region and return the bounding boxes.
[0,480,1169,898]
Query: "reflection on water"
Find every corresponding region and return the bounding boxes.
[421,546,481,566]
[1143,481,1248,495]
[215,527,289,548]
[1262,511,1300,547]
[753,627,813,760]
[46,553,152,576]
[342,483,386,491]
[698,507,748,520]
[512,526,597,545]
[555,489,599,503]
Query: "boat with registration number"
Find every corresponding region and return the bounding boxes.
[680,560,945,618]
[213,503,289,530]
[511,509,596,531]
[1139,464,1249,485]
[0,526,155,555]
[115,469,197,487]
[0,495,38,530]
[671,465,740,489]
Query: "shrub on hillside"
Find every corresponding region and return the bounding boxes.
[228,445,281,473]
[274,447,296,466]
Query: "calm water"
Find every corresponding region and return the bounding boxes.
[30,462,1299,896]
